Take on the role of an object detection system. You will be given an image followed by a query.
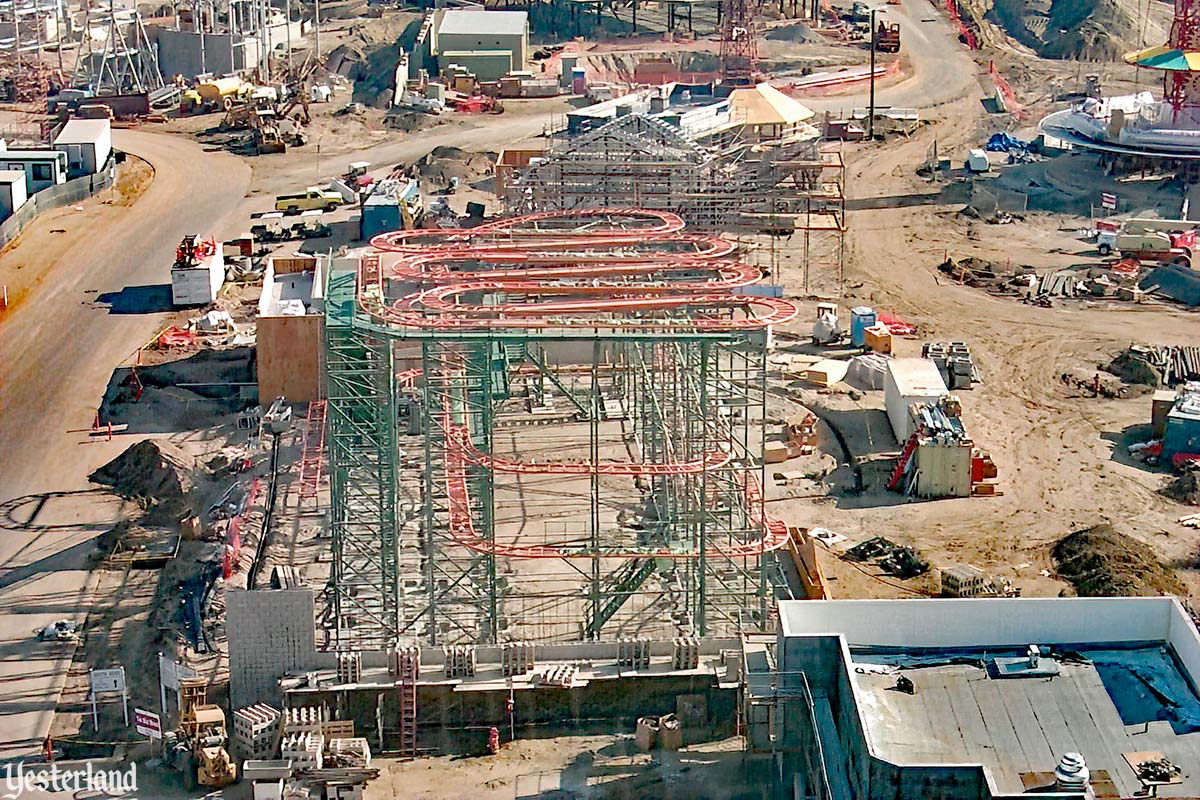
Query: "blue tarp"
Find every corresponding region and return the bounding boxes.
[985,132,1030,152]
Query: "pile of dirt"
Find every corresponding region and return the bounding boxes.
[325,14,422,108]
[89,439,198,521]
[1164,464,1200,506]
[988,0,1140,61]
[765,21,823,44]
[1052,524,1184,596]
[416,146,497,192]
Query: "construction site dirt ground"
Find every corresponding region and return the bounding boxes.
[6,0,1200,780]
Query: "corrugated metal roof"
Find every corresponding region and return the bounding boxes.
[437,9,527,37]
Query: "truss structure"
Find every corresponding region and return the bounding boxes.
[71,2,164,95]
[502,114,846,293]
[324,210,796,650]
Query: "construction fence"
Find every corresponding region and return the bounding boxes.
[0,162,114,249]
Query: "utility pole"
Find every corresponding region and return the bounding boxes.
[314,0,321,58]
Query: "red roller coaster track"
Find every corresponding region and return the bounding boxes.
[368,209,792,560]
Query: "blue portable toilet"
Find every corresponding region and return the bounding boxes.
[850,306,877,347]
[361,194,401,241]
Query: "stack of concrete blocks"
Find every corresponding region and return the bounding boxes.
[443,644,476,678]
[283,706,326,736]
[923,342,975,390]
[658,713,682,751]
[538,663,577,687]
[388,644,420,678]
[327,737,372,768]
[672,637,700,670]
[226,589,318,709]
[617,638,650,670]
[635,716,659,751]
[501,641,535,677]
[336,651,362,685]
[232,703,282,760]
[281,731,324,771]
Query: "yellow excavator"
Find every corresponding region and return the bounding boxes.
[164,678,237,791]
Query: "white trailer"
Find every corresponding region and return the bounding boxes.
[884,358,949,442]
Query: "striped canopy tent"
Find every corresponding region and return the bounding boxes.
[1124,44,1200,71]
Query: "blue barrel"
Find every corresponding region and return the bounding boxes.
[850,306,876,347]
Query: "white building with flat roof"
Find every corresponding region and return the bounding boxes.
[53,117,113,178]
[0,169,28,221]
[756,597,1200,800]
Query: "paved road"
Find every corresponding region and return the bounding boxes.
[800,0,980,115]
[0,130,250,758]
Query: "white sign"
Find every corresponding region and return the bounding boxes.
[89,667,128,730]
[1101,192,1118,210]
[134,708,161,739]
[90,668,125,694]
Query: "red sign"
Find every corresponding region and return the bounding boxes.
[1101,192,1118,210]
[134,708,161,739]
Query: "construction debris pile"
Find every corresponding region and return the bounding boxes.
[937,256,1034,293]
[1108,344,1200,388]
[845,537,929,579]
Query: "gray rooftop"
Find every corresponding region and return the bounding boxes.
[438,9,527,37]
[854,646,1200,797]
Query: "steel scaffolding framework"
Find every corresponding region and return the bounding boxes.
[324,210,794,651]
[502,114,847,293]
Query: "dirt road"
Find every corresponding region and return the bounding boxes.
[776,87,1200,598]
[0,130,250,757]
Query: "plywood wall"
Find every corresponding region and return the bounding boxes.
[257,314,323,403]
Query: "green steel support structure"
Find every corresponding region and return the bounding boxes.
[325,268,781,649]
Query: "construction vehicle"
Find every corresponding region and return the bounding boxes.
[875,21,900,53]
[275,186,343,214]
[163,678,236,791]
[192,77,252,112]
[1096,218,1198,265]
[1097,218,1198,256]
[251,212,289,242]
[291,210,332,238]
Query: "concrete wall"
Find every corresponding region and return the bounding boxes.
[293,674,735,754]
[227,588,319,709]
[152,27,246,79]
[778,597,1187,649]
[0,168,110,248]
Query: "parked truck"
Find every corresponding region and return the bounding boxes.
[275,186,343,214]
[1098,218,1198,266]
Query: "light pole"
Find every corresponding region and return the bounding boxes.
[868,6,885,140]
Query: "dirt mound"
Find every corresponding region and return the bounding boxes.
[416,146,497,192]
[765,21,823,43]
[988,0,1140,61]
[1164,464,1200,506]
[325,14,422,109]
[1052,524,1183,596]
[89,439,197,521]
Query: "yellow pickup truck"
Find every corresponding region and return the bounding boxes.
[275,187,343,214]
